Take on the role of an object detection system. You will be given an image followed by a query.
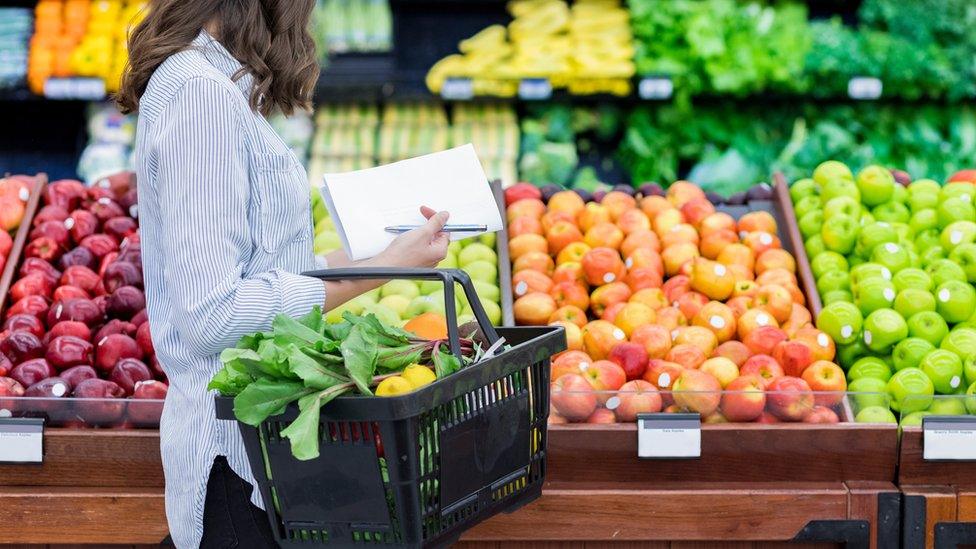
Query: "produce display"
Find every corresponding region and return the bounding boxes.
[209,307,484,459]
[0,8,32,90]
[0,175,35,278]
[427,0,635,97]
[28,0,147,94]
[0,175,167,426]
[313,0,392,56]
[76,102,137,185]
[792,161,976,425]
[503,181,847,424]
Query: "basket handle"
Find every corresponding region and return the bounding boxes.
[301,267,500,360]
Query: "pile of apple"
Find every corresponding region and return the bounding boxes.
[503,181,846,424]
[0,175,36,274]
[793,162,976,425]
[0,174,168,427]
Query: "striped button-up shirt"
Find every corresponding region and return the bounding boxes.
[135,31,325,548]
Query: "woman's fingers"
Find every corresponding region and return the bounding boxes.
[420,205,437,219]
[420,210,449,237]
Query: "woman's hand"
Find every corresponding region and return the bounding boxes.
[374,206,450,268]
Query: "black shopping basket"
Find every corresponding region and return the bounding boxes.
[216,268,566,548]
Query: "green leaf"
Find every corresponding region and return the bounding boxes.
[233,379,313,426]
[257,339,295,380]
[221,348,278,380]
[433,346,462,379]
[342,312,412,347]
[273,312,325,347]
[376,344,425,372]
[285,345,349,390]
[281,384,350,460]
[340,324,378,395]
[323,319,353,341]
[207,362,252,396]
[236,332,267,351]
[297,305,324,334]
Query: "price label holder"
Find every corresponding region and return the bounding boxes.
[848,77,882,100]
[0,417,44,464]
[923,416,976,461]
[518,78,552,101]
[441,77,474,101]
[638,76,673,100]
[637,413,700,459]
[43,77,107,101]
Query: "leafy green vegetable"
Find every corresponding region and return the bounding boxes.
[233,379,313,426]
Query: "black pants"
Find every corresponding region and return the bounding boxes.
[201,456,279,548]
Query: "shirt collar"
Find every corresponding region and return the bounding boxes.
[191,30,254,99]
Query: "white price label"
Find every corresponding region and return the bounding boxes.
[518,78,552,100]
[637,413,700,459]
[43,77,107,101]
[923,417,976,461]
[441,77,474,101]
[848,77,882,100]
[0,419,43,463]
[638,77,674,100]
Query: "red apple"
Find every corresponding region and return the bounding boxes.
[612,379,662,422]
[766,376,814,422]
[607,342,648,381]
[550,373,598,422]
[801,360,846,407]
[720,375,766,422]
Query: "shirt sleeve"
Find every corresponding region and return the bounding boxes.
[153,77,325,357]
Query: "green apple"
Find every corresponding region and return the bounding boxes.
[855,406,898,424]
[378,295,411,318]
[817,301,863,345]
[824,196,861,220]
[463,260,498,284]
[894,288,937,319]
[790,178,820,202]
[849,377,890,409]
[909,190,940,213]
[940,221,976,251]
[938,197,976,229]
[967,382,976,414]
[906,311,950,346]
[893,338,936,372]
[920,350,965,394]
[477,232,497,248]
[909,178,941,196]
[941,181,976,203]
[817,270,852,295]
[799,210,825,240]
[458,243,498,267]
[811,251,849,279]
[966,355,976,386]
[448,241,464,257]
[437,253,459,269]
[857,222,898,256]
[935,280,976,323]
[822,290,854,305]
[872,201,911,224]
[900,411,933,427]
[854,278,897,316]
[860,210,876,226]
[849,256,866,268]
[821,177,860,204]
[856,165,895,206]
[363,288,381,302]
[406,295,440,317]
[909,209,939,235]
[380,280,421,300]
[948,243,976,282]
[362,302,402,327]
[862,308,908,352]
[892,268,933,292]
[848,356,893,382]
[940,328,976,361]
[814,161,854,187]
[313,230,342,254]
[892,184,908,205]
[887,367,935,413]
[419,280,442,295]
[479,298,502,325]
[794,195,822,219]
[926,259,968,286]
[915,229,942,253]
[805,235,827,259]
[837,340,871,369]
[851,263,892,288]
[324,294,374,323]
[471,280,500,303]
[871,242,911,274]
[927,397,968,416]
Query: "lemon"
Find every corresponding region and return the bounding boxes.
[375,376,413,397]
[402,364,437,389]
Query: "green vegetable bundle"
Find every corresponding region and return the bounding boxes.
[209,307,478,460]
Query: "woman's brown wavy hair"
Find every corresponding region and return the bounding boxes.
[116,0,319,117]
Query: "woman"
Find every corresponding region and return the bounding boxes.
[117,2,449,547]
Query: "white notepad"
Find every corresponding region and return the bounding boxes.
[320,144,504,261]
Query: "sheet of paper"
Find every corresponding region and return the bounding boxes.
[320,144,504,260]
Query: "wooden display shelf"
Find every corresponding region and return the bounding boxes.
[899,427,976,548]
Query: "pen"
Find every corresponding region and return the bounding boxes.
[384,224,488,234]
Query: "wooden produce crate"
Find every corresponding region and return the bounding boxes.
[487,181,901,548]
[0,173,47,313]
[899,426,976,549]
